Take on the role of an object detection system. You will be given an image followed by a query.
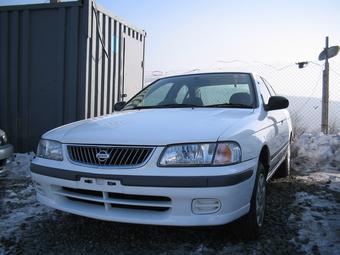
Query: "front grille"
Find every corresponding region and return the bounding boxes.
[67,145,154,167]
[67,196,105,207]
[59,187,171,212]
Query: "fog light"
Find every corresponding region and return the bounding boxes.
[192,198,221,214]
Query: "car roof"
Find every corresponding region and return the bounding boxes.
[157,71,253,80]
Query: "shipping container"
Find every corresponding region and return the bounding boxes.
[0,0,146,152]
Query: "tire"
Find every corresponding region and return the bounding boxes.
[274,143,291,178]
[237,162,267,240]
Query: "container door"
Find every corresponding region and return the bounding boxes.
[122,34,144,101]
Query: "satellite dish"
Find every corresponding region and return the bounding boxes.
[318,45,340,61]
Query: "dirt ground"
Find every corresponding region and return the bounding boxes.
[1,154,339,255]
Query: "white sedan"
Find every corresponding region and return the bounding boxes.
[31,72,292,238]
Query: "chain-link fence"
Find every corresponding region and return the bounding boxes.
[145,60,340,136]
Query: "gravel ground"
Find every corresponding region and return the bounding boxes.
[0,154,339,255]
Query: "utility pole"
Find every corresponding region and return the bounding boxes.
[321,36,330,134]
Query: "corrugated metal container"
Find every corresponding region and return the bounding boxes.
[0,0,146,152]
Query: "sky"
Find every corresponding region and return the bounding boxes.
[2,0,340,72]
[96,0,340,72]
[92,0,340,103]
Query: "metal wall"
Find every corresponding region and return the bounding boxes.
[0,0,146,152]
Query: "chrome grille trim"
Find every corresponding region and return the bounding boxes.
[67,145,155,168]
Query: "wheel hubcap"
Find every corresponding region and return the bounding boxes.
[256,173,266,226]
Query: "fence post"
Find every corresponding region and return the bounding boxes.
[321,36,330,134]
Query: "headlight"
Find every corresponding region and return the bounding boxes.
[37,139,63,161]
[159,142,241,167]
[212,143,242,165]
[0,134,8,145]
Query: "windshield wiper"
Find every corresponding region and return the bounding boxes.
[157,103,200,108]
[205,103,253,108]
[129,103,200,110]
[126,103,253,110]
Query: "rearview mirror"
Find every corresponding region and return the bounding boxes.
[265,96,289,111]
[114,101,126,111]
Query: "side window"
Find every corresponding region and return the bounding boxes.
[257,78,271,105]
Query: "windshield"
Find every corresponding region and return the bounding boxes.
[123,73,256,110]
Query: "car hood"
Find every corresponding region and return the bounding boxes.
[44,108,255,145]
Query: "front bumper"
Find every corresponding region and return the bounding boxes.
[30,158,258,226]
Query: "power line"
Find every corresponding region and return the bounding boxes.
[309,61,323,68]
[252,61,296,71]
[182,69,201,74]
[217,59,250,65]
[217,59,296,71]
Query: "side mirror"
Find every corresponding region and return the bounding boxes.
[114,101,126,111]
[265,96,289,111]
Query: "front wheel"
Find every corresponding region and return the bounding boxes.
[237,162,267,239]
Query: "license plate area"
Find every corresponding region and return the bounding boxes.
[79,177,122,191]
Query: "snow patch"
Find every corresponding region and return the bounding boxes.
[0,153,51,241]
[292,133,340,192]
[296,171,340,192]
[292,133,340,172]
[5,152,35,179]
[290,134,340,253]
[289,192,340,255]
